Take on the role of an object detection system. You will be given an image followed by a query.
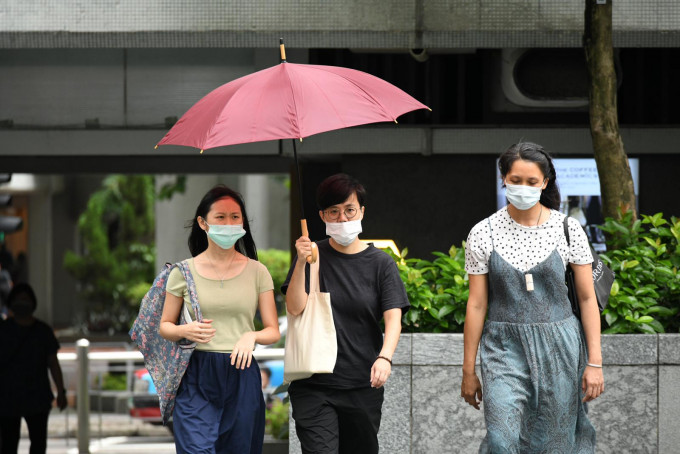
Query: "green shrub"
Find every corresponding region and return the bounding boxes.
[258,249,291,315]
[599,211,680,334]
[100,373,127,391]
[64,175,156,333]
[266,399,289,440]
[390,245,469,333]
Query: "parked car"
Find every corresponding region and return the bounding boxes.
[129,368,174,433]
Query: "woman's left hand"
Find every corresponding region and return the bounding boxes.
[582,365,604,402]
[370,357,392,388]
[231,332,256,370]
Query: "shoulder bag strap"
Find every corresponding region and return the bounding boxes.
[563,216,571,247]
[176,260,203,323]
[487,218,496,250]
[309,252,321,293]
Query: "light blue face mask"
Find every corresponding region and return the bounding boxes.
[505,183,543,210]
[205,223,246,249]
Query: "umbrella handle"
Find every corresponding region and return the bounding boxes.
[300,219,318,264]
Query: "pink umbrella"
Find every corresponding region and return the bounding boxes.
[157,41,430,261]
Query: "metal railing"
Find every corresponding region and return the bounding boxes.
[56,339,285,453]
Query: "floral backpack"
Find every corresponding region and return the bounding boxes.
[129,260,202,424]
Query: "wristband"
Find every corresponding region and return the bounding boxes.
[377,355,392,365]
[586,363,602,368]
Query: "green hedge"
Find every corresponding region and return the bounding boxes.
[391,246,469,333]
[390,212,680,334]
[599,212,680,334]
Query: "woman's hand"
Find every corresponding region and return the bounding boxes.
[181,319,215,344]
[294,236,313,263]
[370,357,392,388]
[582,366,604,402]
[461,370,483,410]
[231,331,257,369]
[56,391,68,411]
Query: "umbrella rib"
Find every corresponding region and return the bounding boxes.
[308,66,397,122]
[304,73,350,130]
[281,64,303,139]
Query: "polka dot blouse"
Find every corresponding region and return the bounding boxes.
[465,206,593,275]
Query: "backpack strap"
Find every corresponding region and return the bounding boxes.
[175,260,203,323]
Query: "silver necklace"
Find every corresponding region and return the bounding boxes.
[206,250,237,288]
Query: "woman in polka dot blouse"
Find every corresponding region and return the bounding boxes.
[460,142,604,453]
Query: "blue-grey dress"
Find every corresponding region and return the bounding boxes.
[479,220,596,453]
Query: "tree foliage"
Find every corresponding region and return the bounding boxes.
[64,175,156,333]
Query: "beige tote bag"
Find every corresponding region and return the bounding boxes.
[283,252,337,383]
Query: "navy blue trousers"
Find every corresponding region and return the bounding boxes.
[173,351,265,454]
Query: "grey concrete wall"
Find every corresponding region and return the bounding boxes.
[288,333,680,453]
[2,1,679,48]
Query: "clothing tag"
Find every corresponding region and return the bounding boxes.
[525,273,534,292]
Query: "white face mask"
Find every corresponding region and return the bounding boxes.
[326,219,362,246]
[505,183,543,210]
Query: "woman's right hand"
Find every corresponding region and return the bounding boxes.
[461,370,483,410]
[294,236,313,263]
[181,319,216,343]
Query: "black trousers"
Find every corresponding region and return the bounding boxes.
[0,412,50,454]
[289,383,384,454]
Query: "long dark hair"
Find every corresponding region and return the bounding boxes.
[498,142,561,210]
[187,185,258,260]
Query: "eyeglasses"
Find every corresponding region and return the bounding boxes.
[324,206,359,221]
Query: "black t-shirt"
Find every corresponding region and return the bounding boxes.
[282,239,410,389]
[0,318,60,416]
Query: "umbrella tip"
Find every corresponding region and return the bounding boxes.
[394,119,398,124]
[280,39,287,63]
[154,144,158,149]
[200,149,204,154]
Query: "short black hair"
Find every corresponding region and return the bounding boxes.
[7,282,38,312]
[316,173,366,211]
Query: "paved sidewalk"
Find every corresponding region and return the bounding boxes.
[17,412,173,453]
[18,436,176,454]
[20,411,171,439]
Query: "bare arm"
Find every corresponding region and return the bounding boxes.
[48,354,67,410]
[254,290,281,346]
[231,289,281,369]
[285,236,313,316]
[159,292,215,343]
[370,308,402,388]
[461,273,488,410]
[571,262,604,402]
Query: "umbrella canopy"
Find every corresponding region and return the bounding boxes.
[156,43,429,262]
[156,62,429,151]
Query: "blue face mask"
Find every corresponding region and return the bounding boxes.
[205,223,246,249]
[505,183,543,210]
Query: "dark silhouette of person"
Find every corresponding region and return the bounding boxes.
[0,283,67,454]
